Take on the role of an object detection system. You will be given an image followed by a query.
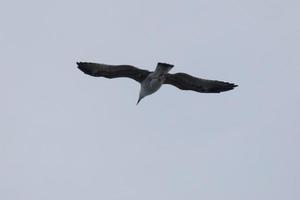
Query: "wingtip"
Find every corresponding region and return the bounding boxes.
[232,83,238,90]
[76,62,82,69]
[227,82,238,91]
[77,62,84,71]
[76,62,95,75]
[217,82,238,93]
[76,61,85,68]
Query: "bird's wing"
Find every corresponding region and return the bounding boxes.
[77,62,151,83]
[164,73,238,93]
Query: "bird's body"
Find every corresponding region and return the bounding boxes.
[137,74,162,104]
[141,73,163,96]
[137,63,173,104]
[77,62,237,104]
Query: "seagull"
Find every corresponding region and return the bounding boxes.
[77,62,238,104]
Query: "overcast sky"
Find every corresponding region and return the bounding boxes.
[0,0,299,199]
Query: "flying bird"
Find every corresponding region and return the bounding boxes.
[77,62,238,104]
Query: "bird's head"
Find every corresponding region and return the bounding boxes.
[136,88,148,105]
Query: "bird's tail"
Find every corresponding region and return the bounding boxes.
[155,62,174,75]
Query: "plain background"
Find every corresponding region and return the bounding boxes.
[0,0,299,199]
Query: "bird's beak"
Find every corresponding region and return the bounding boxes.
[136,97,142,105]
[137,89,145,105]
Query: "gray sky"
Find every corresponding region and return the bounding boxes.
[1,0,299,199]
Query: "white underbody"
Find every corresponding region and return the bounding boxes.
[141,73,163,95]
[136,64,173,104]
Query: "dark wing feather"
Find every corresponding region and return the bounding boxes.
[77,62,150,83]
[164,73,238,93]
